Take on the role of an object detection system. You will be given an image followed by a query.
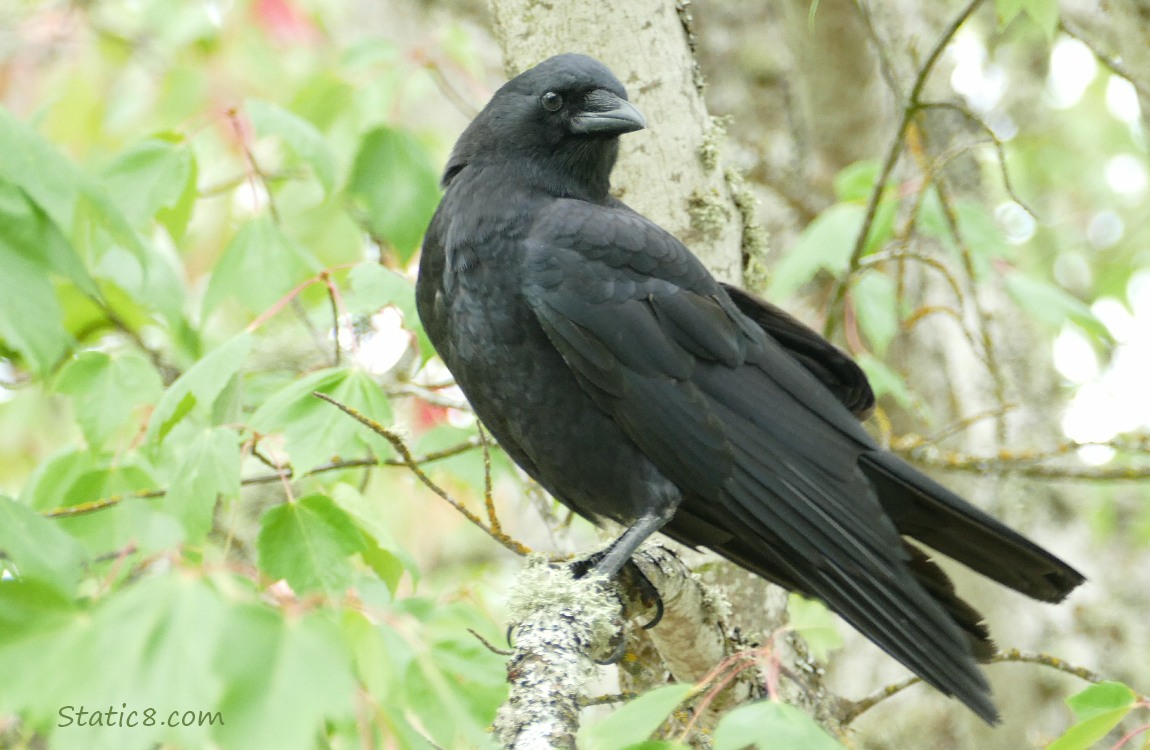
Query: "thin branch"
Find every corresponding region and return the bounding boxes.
[825,0,987,337]
[854,0,905,102]
[322,271,343,366]
[1112,723,1150,750]
[933,177,1011,442]
[579,692,639,708]
[477,424,502,535]
[918,100,1038,219]
[895,436,1150,481]
[42,437,485,518]
[386,382,472,411]
[313,392,530,555]
[1059,19,1150,105]
[842,648,1141,724]
[467,627,513,657]
[926,403,1019,445]
[859,247,968,307]
[421,58,480,119]
[197,169,302,197]
[989,649,1114,688]
[840,674,923,723]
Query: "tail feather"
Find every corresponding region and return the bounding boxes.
[903,541,996,661]
[860,450,1085,603]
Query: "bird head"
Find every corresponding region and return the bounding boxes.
[442,54,646,200]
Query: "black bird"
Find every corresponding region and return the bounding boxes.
[415,53,1084,723]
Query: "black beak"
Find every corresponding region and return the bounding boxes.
[571,89,647,135]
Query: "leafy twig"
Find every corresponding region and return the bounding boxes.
[313,391,530,555]
[825,0,987,337]
[842,648,1141,724]
[42,437,485,518]
[918,100,1037,219]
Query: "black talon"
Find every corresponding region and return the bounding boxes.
[618,559,664,629]
[641,593,664,630]
[593,630,629,665]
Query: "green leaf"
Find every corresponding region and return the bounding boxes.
[55,497,185,561]
[851,272,899,356]
[1066,681,1138,720]
[0,104,86,236]
[344,261,418,318]
[330,483,414,591]
[247,99,337,194]
[833,160,880,202]
[954,201,1008,278]
[0,234,74,373]
[19,448,96,511]
[1048,682,1137,750]
[0,579,78,642]
[996,0,1026,28]
[0,496,86,595]
[0,179,95,293]
[100,136,197,233]
[258,494,367,596]
[0,182,82,372]
[213,607,357,750]
[347,125,440,263]
[1022,0,1059,39]
[766,204,863,300]
[0,110,160,318]
[1004,272,1111,341]
[55,351,163,449]
[161,427,242,543]
[0,573,226,745]
[147,332,251,444]
[202,216,323,316]
[856,353,914,409]
[249,366,393,475]
[579,684,693,750]
[787,594,843,662]
[713,700,847,750]
[60,465,158,511]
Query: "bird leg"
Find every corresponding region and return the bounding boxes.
[571,505,677,633]
[590,505,677,578]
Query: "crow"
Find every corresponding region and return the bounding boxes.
[415,53,1084,723]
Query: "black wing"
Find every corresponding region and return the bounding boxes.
[521,199,999,722]
[721,283,875,419]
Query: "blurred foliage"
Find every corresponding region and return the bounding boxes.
[0,1,509,748]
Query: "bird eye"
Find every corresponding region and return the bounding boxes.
[540,91,563,112]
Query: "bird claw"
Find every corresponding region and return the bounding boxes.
[593,632,629,665]
[570,553,665,630]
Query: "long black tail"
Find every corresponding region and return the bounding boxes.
[859,450,1086,603]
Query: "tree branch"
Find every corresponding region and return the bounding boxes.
[314,392,530,556]
[825,0,986,337]
[42,436,486,518]
[494,559,623,749]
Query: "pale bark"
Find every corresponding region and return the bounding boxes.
[494,559,622,749]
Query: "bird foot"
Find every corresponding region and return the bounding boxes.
[570,553,664,630]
